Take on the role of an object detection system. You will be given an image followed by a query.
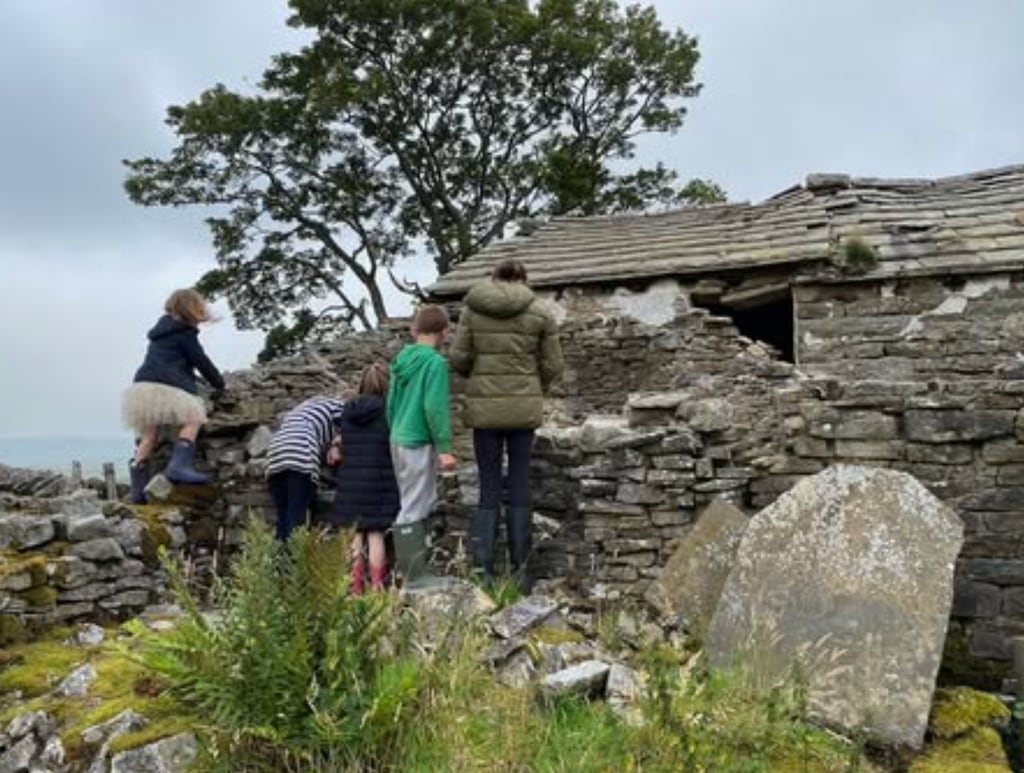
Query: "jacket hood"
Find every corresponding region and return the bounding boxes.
[343,394,386,426]
[390,343,438,385]
[464,281,535,319]
[148,314,193,341]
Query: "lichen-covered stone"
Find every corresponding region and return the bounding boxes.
[66,513,113,542]
[109,732,197,773]
[490,596,559,640]
[54,662,98,697]
[67,537,124,563]
[644,499,748,634]
[0,515,54,550]
[0,734,37,773]
[540,660,610,697]
[707,465,963,749]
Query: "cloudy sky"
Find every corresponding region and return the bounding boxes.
[1,0,1022,442]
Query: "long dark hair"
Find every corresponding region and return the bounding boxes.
[492,259,528,283]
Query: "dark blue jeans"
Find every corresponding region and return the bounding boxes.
[268,470,315,542]
[473,429,534,510]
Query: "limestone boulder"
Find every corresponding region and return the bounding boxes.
[644,499,748,633]
[490,595,559,640]
[109,732,197,773]
[706,465,963,749]
[540,660,610,698]
[0,515,54,550]
[404,577,496,646]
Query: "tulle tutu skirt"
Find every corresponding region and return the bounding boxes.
[121,382,207,434]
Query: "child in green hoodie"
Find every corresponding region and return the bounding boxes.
[387,304,456,586]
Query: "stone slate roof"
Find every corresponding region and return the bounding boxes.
[429,164,1024,297]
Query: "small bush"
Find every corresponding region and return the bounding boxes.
[133,519,426,771]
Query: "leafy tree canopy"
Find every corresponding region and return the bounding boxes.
[124,0,722,356]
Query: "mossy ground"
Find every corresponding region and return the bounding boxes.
[909,727,1011,772]
[0,625,192,764]
[929,687,1010,740]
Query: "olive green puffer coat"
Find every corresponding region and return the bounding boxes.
[450,280,564,430]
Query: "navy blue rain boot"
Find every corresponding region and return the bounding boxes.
[469,508,499,584]
[165,439,210,485]
[506,506,533,595]
[128,459,149,504]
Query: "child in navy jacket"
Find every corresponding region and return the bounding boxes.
[122,288,224,502]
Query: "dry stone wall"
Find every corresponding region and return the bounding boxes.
[0,489,185,642]
[796,272,1024,381]
[761,376,1024,674]
[169,280,1024,679]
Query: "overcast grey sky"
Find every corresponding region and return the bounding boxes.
[1,0,1022,439]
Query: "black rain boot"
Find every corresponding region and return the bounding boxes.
[506,506,533,595]
[469,507,499,584]
[128,459,149,504]
[165,439,210,485]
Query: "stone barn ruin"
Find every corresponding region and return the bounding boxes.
[424,163,1024,683]
[10,164,1020,687]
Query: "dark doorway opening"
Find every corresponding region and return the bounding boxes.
[697,292,795,363]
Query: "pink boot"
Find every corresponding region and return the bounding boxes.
[350,557,366,596]
[369,563,388,592]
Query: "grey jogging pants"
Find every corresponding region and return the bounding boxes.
[390,443,438,525]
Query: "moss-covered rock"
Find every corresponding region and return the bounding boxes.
[0,552,47,585]
[19,585,57,608]
[132,510,173,568]
[930,687,1010,740]
[909,726,1012,772]
[0,626,192,765]
[531,625,586,646]
[0,612,27,646]
[0,629,85,700]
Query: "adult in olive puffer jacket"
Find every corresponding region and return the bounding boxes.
[449,259,564,591]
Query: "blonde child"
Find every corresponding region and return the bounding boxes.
[122,288,224,503]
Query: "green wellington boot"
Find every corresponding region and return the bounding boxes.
[393,519,441,590]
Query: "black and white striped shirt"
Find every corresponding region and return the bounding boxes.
[267,396,345,482]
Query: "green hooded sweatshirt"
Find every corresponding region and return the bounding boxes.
[387,342,452,452]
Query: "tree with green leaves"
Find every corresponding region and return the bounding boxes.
[125,0,722,356]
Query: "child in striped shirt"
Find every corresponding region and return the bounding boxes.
[266,395,347,541]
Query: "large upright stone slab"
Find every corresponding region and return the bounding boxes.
[644,499,748,633]
[706,465,962,749]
